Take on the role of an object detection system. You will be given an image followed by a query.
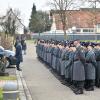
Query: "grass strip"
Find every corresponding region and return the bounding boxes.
[0,88,3,100]
[0,76,17,81]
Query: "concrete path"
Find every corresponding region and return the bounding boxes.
[21,42,100,100]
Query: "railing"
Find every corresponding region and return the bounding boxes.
[32,33,100,41]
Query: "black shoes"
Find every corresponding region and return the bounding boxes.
[74,89,83,95]
[86,87,94,91]
[17,68,22,71]
[70,85,77,91]
[96,83,100,88]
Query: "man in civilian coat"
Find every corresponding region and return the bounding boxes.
[15,40,23,71]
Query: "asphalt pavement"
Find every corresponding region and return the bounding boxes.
[21,41,100,100]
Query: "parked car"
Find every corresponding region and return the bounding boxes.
[5,50,16,67]
[0,46,16,67]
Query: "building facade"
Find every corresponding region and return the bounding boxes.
[50,8,100,34]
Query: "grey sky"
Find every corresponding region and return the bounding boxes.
[0,0,50,27]
[0,0,99,27]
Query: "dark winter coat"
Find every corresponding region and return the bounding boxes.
[72,46,85,81]
[15,43,23,63]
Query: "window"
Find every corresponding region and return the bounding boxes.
[97,24,100,28]
[83,29,89,32]
[76,29,80,32]
[89,29,94,32]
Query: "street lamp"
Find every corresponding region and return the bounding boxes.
[55,29,56,40]
[68,28,72,40]
[72,26,76,40]
[53,27,56,40]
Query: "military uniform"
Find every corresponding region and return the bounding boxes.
[94,48,100,87]
[36,40,100,95]
[46,45,49,64]
[72,46,85,94]
[72,46,85,81]
[44,45,47,62]
[56,46,59,72]
[47,45,53,66]
[52,46,57,70]
[60,48,66,76]
[85,50,97,90]
[64,50,72,80]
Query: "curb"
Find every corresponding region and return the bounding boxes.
[16,70,32,100]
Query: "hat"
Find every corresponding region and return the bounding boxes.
[87,42,94,47]
[83,42,89,47]
[80,42,85,46]
[95,43,100,46]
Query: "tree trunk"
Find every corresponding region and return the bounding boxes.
[64,29,67,40]
[62,24,67,40]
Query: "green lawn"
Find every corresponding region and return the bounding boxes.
[0,76,17,81]
[81,40,100,42]
[0,89,3,100]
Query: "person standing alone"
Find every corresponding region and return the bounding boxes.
[15,40,23,71]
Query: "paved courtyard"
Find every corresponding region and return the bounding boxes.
[21,41,100,100]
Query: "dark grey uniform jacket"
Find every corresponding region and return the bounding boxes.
[61,48,67,76]
[56,47,61,73]
[52,47,58,69]
[85,50,97,80]
[94,49,100,80]
[64,50,71,79]
[72,46,85,81]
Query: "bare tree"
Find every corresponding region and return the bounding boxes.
[0,8,22,38]
[83,0,100,34]
[49,0,86,40]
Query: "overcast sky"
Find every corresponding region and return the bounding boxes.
[0,0,99,27]
[0,0,50,27]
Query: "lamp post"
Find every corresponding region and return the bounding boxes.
[68,28,72,40]
[72,26,76,40]
[55,29,56,40]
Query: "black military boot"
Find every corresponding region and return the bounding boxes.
[84,80,89,89]
[74,81,84,95]
[95,80,100,88]
[86,87,94,91]
[96,83,100,88]
[71,85,78,92]
[61,79,67,85]
[86,80,94,91]
[74,88,83,95]
[71,81,77,92]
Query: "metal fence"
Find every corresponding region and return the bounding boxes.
[32,33,100,41]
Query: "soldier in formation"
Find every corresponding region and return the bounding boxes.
[36,39,100,95]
